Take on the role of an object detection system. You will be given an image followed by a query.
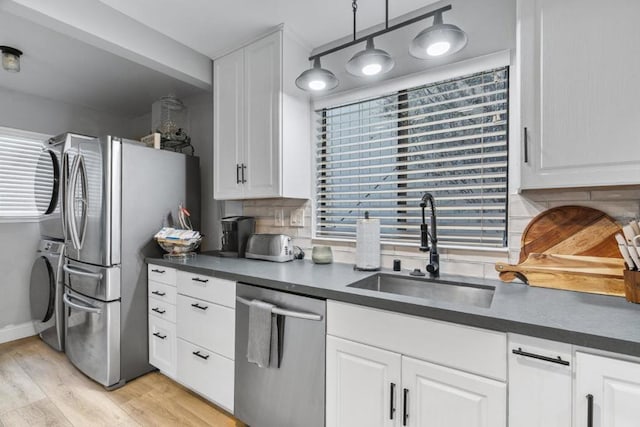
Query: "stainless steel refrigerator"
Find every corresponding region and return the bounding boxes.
[62,135,200,388]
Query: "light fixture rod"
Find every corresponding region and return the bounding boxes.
[309,4,452,61]
[385,0,389,30]
[352,0,358,41]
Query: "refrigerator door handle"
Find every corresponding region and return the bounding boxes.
[63,292,102,314]
[67,154,88,250]
[67,155,81,250]
[61,152,68,240]
[63,264,104,280]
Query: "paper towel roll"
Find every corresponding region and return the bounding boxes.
[356,216,381,271]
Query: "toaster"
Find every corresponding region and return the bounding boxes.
[245,234,294,262]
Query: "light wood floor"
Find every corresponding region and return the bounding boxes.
[0,337,245,426]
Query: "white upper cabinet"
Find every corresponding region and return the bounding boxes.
[519,0,640,189]
[213,28,311,200]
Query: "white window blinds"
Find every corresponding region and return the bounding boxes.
[0,127,53,220]
[315,67,509,248]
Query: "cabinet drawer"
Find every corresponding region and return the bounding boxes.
[177,271,235,307]
[148,281,177,305]
[148,264,176,285]
[177,295,235,360]
[327,300,507,381]
[177,338,234,412]
[148,299,177,323]
[149,316,176,379]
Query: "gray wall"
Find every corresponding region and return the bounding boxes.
[0,87,137,330]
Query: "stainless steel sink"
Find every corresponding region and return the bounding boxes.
[347,274,495,309]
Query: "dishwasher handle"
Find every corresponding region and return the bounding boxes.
[236,296,323,321]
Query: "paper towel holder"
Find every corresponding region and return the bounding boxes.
[354,211,381,271]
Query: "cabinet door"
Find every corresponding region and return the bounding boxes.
[519,0,640,189]
[508,334,572,427]
[149,315,176,379]
[243,30,281,198]
[326,335,401,427]
[402,355,506,427]
[575,352,640,427]
[213,48,244,199]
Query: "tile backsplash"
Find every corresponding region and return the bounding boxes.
[241,188,640,281]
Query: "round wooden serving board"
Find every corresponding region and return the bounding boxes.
[517,205,622,263]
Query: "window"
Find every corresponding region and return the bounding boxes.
[315,67,509,248]
[0,127,53,220]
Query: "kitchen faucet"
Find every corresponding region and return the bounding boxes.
[419,192,439,277]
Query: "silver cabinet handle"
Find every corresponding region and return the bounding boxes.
[63,293,101,314]
[63,264,103,280]
[236,164,241,184]
[241,163,246,183]
[236,296,323,321]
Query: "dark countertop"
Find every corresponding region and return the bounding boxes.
[148,255,640,357]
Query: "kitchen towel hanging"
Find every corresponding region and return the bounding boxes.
[355,211,381,271]
[246,299,280,368]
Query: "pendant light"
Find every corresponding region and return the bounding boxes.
[0,46,22,73]
[409,10,467,59]
[295,3,467,93]
[345,1,394,78]
[346,38,394,76]
[295,57,339,92]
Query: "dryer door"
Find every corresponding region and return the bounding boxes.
[37,148,63,240]
[29,256,55,333]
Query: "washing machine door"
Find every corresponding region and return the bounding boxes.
[29,256,56,333]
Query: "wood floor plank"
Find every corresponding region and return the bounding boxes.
[0,398,72,427]
[11,343,139,426]
[2,338,244,427]
[0,353,46,414]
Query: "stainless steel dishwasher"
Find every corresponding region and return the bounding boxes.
[235,283,326,427]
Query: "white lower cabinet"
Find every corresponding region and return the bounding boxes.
[148,316,177,378]
[326,301,507,427]
[402,356,505,427]
[177,338,235,412]
[326,336,401,427]
[147,264,178,379]
[575,352,640,427]
[508,334,572,427]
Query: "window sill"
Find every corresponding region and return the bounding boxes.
[311,236,509,254]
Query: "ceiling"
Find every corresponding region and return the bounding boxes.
[98,0,441,58]
[0,10,204,118]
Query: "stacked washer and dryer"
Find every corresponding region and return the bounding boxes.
[29,133,94,352]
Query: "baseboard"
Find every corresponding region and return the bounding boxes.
[0,322,36,344]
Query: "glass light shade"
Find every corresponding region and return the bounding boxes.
[346,38,394,77]
[295,57,339,92]
[409,13,467,59]
[0,46,22,73]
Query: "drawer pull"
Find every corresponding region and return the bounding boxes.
[191,303,208,311]
[512,347,570,366]
[191,277,209,283]
[193,350,210,360]
[152,332,167,340]
[151,269,165,274]
[151,307,166,314]
[151,290,166,297]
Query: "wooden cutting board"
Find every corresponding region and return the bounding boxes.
[496,254,625,296]
[497,206,625,296]
[517,205,622,263]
